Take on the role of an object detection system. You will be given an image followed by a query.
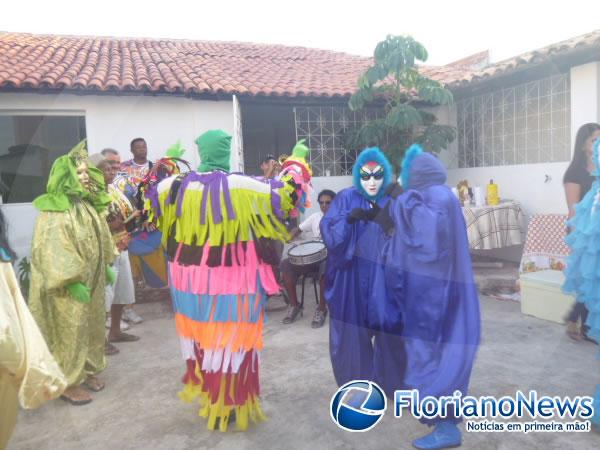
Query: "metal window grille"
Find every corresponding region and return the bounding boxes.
[294,106,382,176]
[456,73,571,168]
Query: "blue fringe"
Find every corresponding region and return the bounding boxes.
[400,143,423,189]
[170,273,268,324]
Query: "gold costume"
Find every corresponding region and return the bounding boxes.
[0,258,67,449]
[29,201,114,386]
[28,140,115,388]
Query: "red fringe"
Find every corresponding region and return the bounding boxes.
[181,347,260,407]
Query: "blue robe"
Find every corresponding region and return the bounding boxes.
[320,187,406,395]
[382,153,480,423]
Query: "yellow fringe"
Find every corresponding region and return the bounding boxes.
[177,378,267,432]
[156,183,293,248]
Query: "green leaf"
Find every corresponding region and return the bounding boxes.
[417,82,454,105]
[385,104,423,129]
[415,124,457,153]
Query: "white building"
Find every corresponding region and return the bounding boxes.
[1,30,600,260]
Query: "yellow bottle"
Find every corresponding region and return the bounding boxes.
[487,179,499,205]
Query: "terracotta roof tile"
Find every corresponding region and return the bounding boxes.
[448,29,600,88]
[1,30,599,98]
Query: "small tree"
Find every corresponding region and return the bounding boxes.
[346,35,456,169]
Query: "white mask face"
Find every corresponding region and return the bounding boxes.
[359,163,384,197]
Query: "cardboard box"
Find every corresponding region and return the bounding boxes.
[520,270,575,323]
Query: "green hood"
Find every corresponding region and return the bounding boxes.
[33,139,111,213]
[196,130,232,172]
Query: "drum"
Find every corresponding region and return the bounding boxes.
[288,240,327,267]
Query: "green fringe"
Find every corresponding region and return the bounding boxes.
[157,185,294,247]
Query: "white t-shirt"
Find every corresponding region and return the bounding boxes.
[299,211,324,239]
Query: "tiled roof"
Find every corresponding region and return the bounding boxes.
[0,32,375,98]
[1,30,599,98]
[447,29,600,89]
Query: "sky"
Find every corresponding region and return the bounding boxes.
[1,0,599,65]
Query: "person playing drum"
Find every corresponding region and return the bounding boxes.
[280,189,336,327]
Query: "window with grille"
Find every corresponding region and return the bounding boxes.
[0,114,86,203]
[294,106,382,176]
[456,73,571,168]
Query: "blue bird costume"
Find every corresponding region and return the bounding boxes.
[382,145,481,419]
[562,137,600,427]
[320,147,406,395]
[379,145,480,449]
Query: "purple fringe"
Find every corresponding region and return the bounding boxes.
[145,185,161,217]
[175,171,236,225]
[268,179,285,219]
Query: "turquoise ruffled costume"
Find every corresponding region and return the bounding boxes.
[562,137,600,427]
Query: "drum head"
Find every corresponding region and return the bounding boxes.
[288,241,325,257]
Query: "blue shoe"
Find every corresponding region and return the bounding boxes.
[412,421,462,450]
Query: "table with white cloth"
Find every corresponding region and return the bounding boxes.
[462,200,525,250]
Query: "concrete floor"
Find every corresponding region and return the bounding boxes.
[8,292,600,450]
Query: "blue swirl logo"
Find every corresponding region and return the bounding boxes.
[330,380,387,432]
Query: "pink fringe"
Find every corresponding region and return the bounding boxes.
[169,240,280,295]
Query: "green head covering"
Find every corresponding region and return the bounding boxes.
[166,140,186,158]
[196,130,232,172]
[33,139,111,213]
[291,139,310,159]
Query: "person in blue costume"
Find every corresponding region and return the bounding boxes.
[381,144,481,449]
[562,137,600,429]
[320,146,406,398]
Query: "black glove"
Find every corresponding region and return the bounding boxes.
[347,208,370,224]
[347,203,381,224]
[385,183,404,199]
[373,202,395,236]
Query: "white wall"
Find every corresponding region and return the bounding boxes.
[303,175,353,218]
[0,92,234,259]
[0,92,234,168]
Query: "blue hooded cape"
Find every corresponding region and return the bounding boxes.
[320,147,405,394]
[380,146,481,423]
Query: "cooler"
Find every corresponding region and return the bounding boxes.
[520,270,575,323]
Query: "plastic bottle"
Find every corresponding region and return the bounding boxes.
[486,179,499,205]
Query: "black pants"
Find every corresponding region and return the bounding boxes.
[567,302,589,330]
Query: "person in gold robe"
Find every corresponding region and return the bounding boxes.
[28,140,115,405]
[0,209,67,449]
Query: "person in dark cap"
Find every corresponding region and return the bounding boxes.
[260,154,281,179]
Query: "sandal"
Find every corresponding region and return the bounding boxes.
[105,342,120,355]
[311,309,328,328]
[109,332,140,343]
[61,387,92,405]
[282,304,303,324]
[83,376,105,392]
[566,321,583,341]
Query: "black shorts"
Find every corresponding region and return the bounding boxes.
[280,257,326,280]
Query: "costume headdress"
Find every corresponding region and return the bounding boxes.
[400,143,447,190]
[352,146,392,201]
[279,139,313,215]
[196,130,232,173]
[33,139,110,213]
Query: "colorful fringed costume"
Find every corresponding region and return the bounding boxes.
[563,138,600,427]
[144,131,311,431]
